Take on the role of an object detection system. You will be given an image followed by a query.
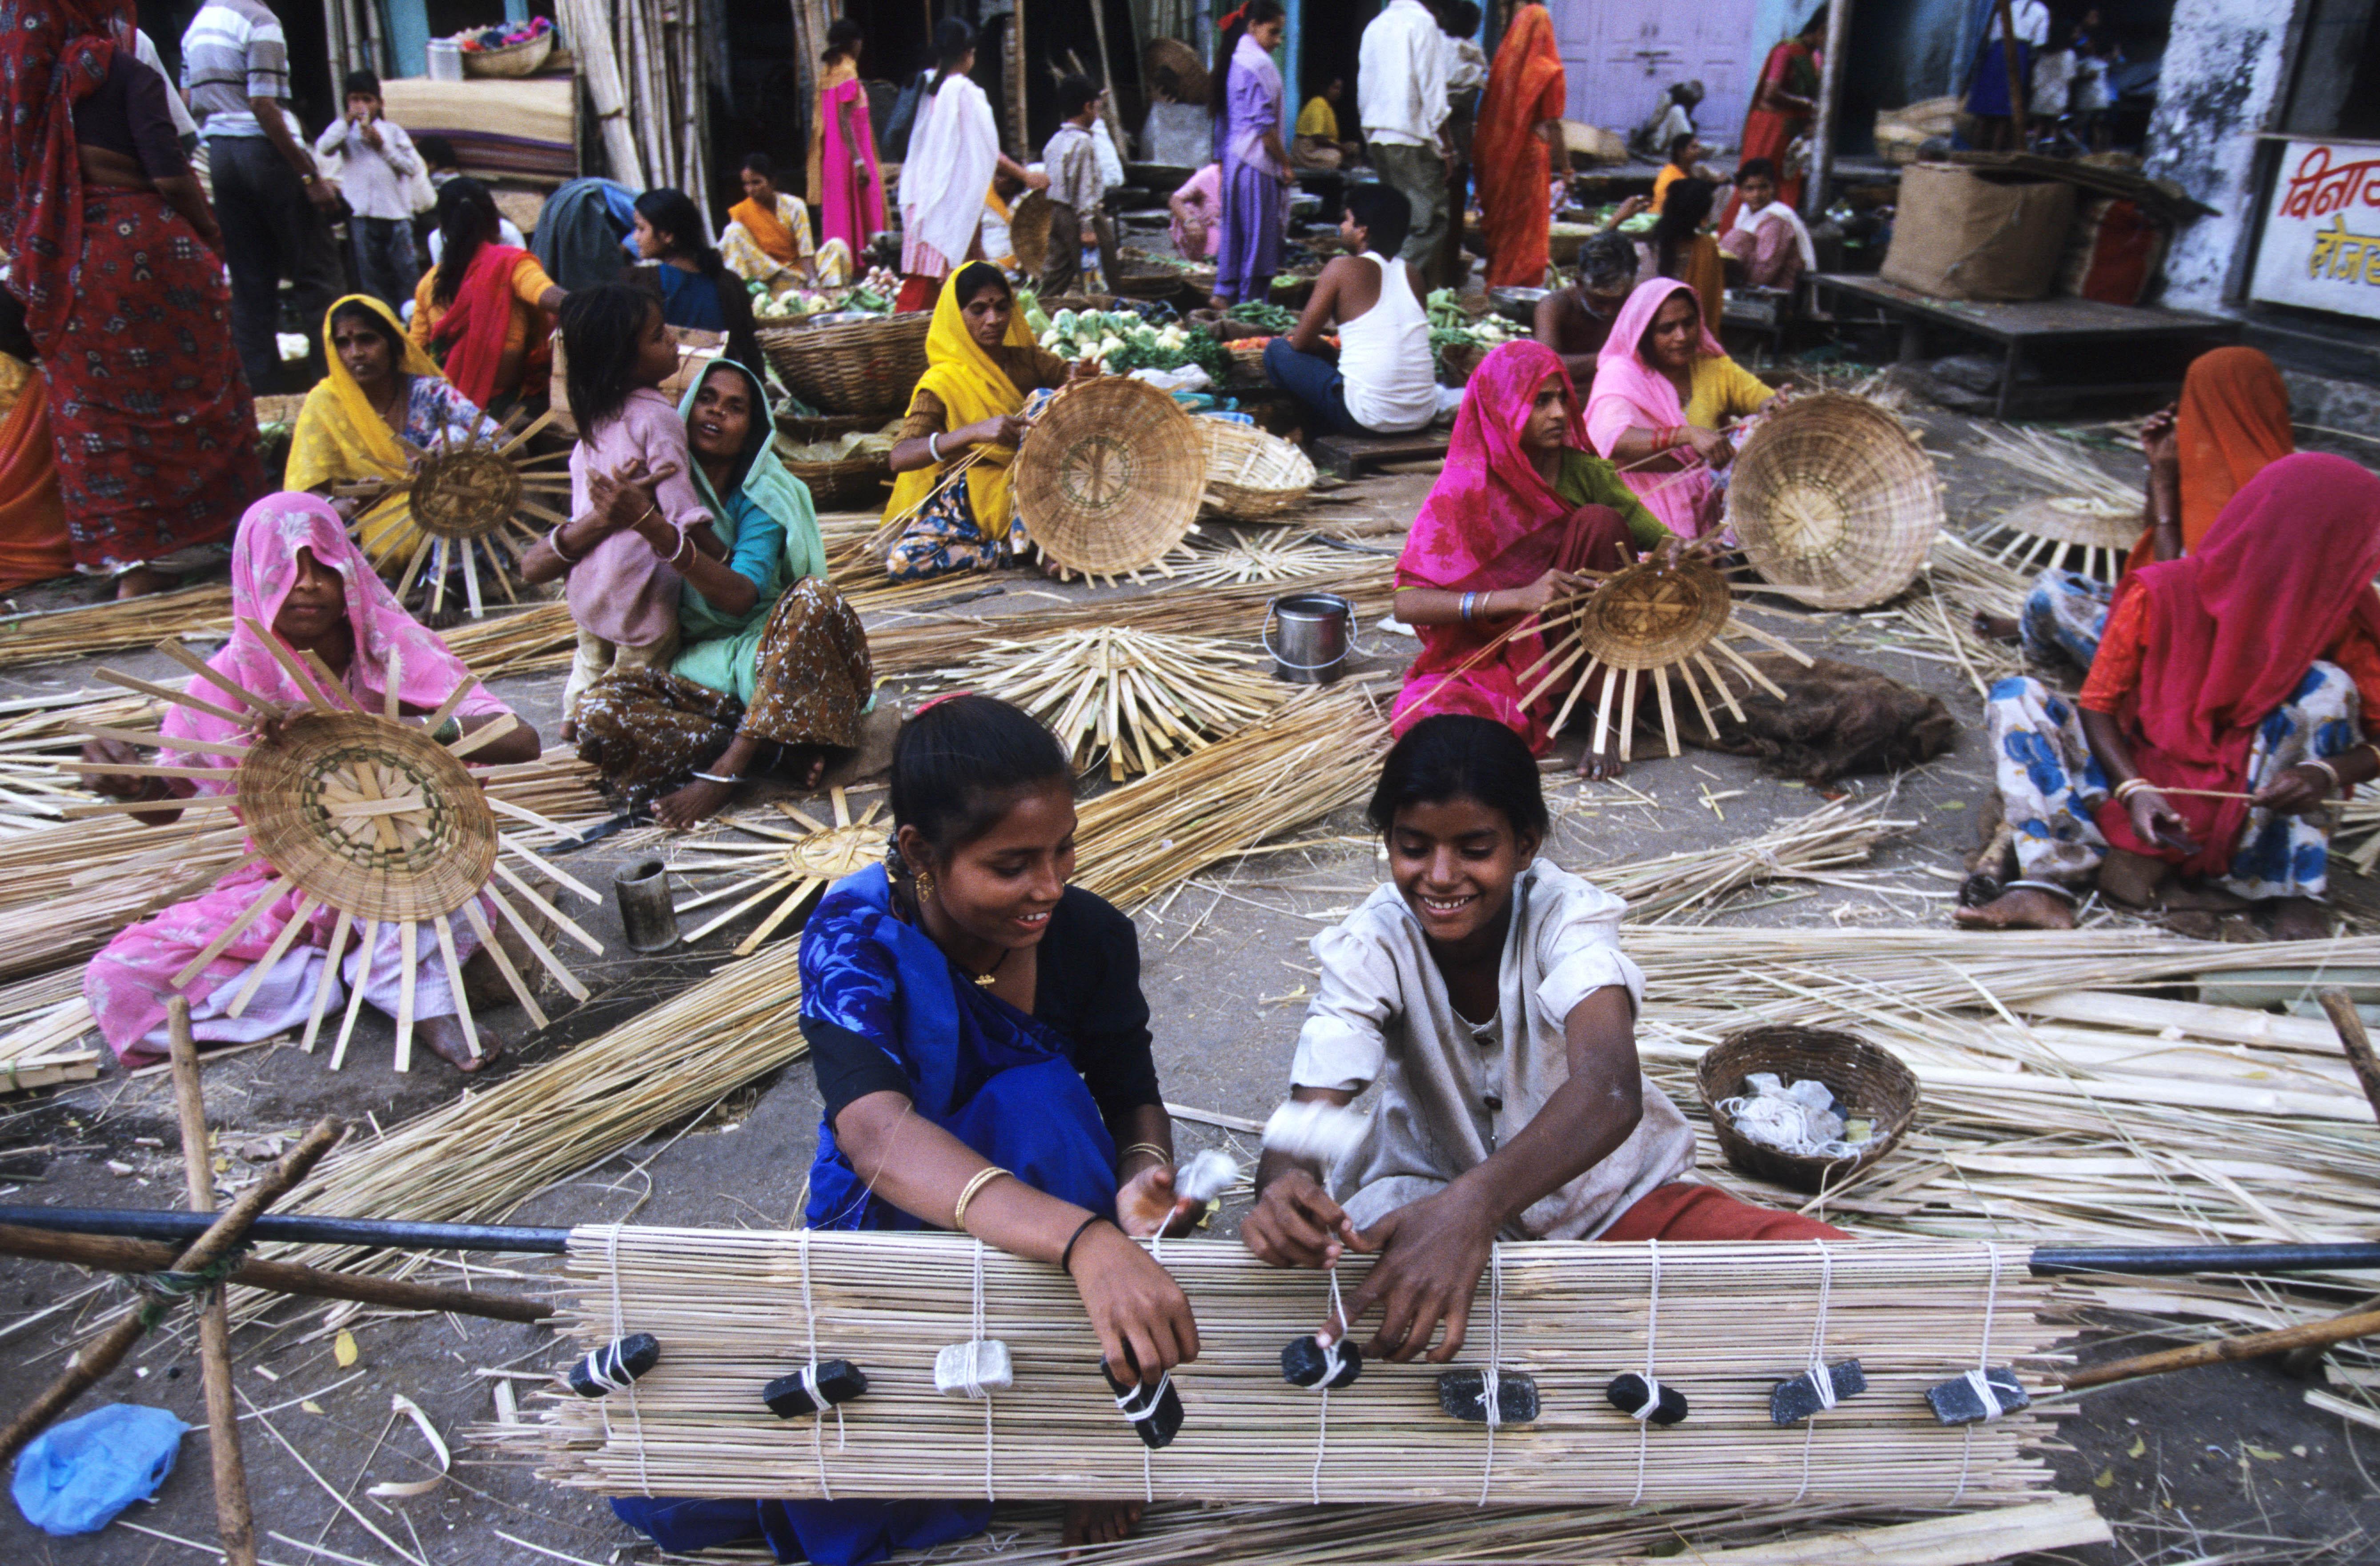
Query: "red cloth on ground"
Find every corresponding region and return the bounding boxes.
[430,243,534,408]
[2091,453,2380,877]
[1597,1181,1850,1242]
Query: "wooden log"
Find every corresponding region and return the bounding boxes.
[2062,1306,2380,1391]
[0,1116,341,1463]
[167,1001,257,1566]
[2316,986,2380,1125]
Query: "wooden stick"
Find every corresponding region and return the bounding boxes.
[166,1000,259,1566]
[2316,987,2380,1125]
[2062,1306,2380,1391]
[394,920,417,1072]
[0,1116,341,1464]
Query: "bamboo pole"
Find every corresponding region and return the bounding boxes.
[166,999,257,1566]
[2316,987,2380,1125]
[2062,1306,2380,1391]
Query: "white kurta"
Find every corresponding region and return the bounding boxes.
[1291,860,1696,1239]
[899,75,1000,276]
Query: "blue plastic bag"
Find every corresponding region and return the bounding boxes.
[12,1403,189,1536]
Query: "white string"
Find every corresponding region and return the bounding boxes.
[1629,1240,1662,1506]
[576,1338,638,1393]
[1791,1239,1836,1505]
[1476,1244,1504,1508]
[975,1239,995,1502]
[1310,1266,1346,1504]
[1950,1242,2005,1505]
[602,1224,649,1495]
[798,1229,835,1499]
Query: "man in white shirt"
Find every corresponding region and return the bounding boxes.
[1358,0,1452,279]
[315,69,424,312]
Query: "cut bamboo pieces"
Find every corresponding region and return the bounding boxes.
[953,628,1287,781]
[668,789,885,954]
[1177,529,1350,589]
[495,1230,2066,1506]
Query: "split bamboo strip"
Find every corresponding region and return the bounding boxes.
[953,628,1287,781]
[1591,795,1916,923]
[1965,424,2142,514]
[1177,530,1351,588]
[0,998,102,1093]
[497,1230,2065,1506]
[0,586,233,669]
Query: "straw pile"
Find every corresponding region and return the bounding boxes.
[1179,529,1350,588]
[0,585,234,669]
[952,627,1287,780]
[1594,794,1916,923]
[502,1230,2063,1506]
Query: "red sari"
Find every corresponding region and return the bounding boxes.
[1390,340,1633,751]
[0,6,257,574]
[1722,38,1821,228]
[1475,4,1567,289]
[429,244,537,409]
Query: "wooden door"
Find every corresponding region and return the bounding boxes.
[1548,0,1757,144]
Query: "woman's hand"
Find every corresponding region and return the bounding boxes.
[244,699,301,749]
[1333,1184,1495,1361]
[2255,763,2338,817]
[1506,567,1589,617]
[1116,1163,1199,1238]
[1024,168,1051,193]
[1242,1167,1360,1270]
[587,459,671,537]
[960,413,1031,449]
[2141,406,2179,473]
[1069,1222,1200,1384]
[1603,195,1648,230]
[2124,782,2197,853]
[1650,532,1724,568]
[1687,425,1735,470]
[1065,356,1101,384]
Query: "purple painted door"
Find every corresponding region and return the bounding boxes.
[1549,0,1757,147]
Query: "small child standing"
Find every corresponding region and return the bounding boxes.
[519,284,717,739]
[1040,76,1117,297]
[316,70,425,311]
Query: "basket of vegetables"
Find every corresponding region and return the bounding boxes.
[1425,289,1514,386]
[776,417,900,510]
[1038,309,1226,380]
[758,312,931,417]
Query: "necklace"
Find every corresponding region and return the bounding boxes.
[970,945,1013,987]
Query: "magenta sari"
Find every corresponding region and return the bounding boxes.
[811,64,887,255]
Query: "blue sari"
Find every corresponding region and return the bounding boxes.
[612,867,1122,1566]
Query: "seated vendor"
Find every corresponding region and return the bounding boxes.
[80,495,541,1073]
[1958,455,2380,941]
[628,186,766,379]
[718,152,816,291]
[1632,176,1724,333]
[1263,184,1440,440]
[881,264,1092,580]
[610,696,1198,1561]
[1532,232,1639,387]
[1244,716,1845,1360]
[574,359,871,826]
[1718,158,1813,295]
[1586,278,1775,538]
[409,178,567,413]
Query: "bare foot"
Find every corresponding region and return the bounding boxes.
[784,744,828,789]
[1972,610,2019,643]
[1952,886,2076,930]
[418,1015,498,1073]
[113,566,181,601]
[1062,1499,1144,1552]
[1577,739,1628,781]
[2267,897,2332,941]
[2096,847,2168,909]
[654,773,737,829]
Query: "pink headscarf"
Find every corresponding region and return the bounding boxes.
[1397,340,1586,590]
[161,494,506,782]
[1584,277,1727,537]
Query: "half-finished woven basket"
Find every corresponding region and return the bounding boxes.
[1200,419,1315,520]
[1726,393,1941,610]
[1570,555,1734,672]
[1015,377,1205,578]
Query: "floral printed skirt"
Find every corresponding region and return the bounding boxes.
[2019,568,2113,672]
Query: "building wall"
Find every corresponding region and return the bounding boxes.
[2142,0,2299,310]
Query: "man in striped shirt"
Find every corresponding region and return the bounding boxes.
[182,0,342,390]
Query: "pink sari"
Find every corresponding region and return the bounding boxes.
[83,495,508,1065]
[1390,340,1633,751]
[814,65,887,254]
[1585,278,1726,539]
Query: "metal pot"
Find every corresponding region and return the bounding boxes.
[1264,592,1358,685]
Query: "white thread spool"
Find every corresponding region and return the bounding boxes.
[1262,1100,1369,1167]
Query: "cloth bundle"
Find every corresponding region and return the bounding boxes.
[1716,1073,1874,1161]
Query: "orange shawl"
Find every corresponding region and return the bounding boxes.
[0,359,69,593]
[2124,346,2294,574]
[1475,4,1567,289]
[729,195,800,265]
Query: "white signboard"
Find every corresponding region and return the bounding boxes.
[2251,139,2380,322]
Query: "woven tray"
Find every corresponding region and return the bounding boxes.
[758,312,931,417]
[1696,1025,1919,1195]
[1200,420,1315,520]
[1991,496,2139,551]
[1726,394,1942,611]
[460,32,553,78]
[1008,191,1055,276]
[1014,378,1204,578]
[1570,556,1734,673]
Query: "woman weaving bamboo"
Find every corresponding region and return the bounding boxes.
[1586,277,1775,540]
[1958,455,2380,940]
[1246,716,1845,1360]
[610,695,1197,1560]
[880,265,1095,580]
[573,358,872,826]
[78,495,541,1071]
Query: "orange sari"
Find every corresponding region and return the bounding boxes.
[728,196,801,265]
[2123,346,2294,574]
[1475,4,1567,289]
[0,357,69,592]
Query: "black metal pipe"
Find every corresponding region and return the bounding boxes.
[2031,1243,2380,1277]
[0,1206,570,1255]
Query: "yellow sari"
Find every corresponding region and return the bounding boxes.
[881,272,1039,537]
[284,294,471,569]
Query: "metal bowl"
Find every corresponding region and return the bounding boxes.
[1488,286,1550,325]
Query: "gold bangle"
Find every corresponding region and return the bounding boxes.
[1118,1141,1171,1168]
[951,1165,1010,1232]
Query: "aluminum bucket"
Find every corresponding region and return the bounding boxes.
[1264,593,1357,685]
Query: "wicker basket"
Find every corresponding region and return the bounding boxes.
[1991,495,2139,552]
[459,31,554,78]
[1726,393,1942,611]
[1200,420,1315,520]
[758,312,931,417]
[240,711,499,925]
[777,417,896,509]
[1570,556,1734,672]
[1143,37,1211,106]
[1696,1025,1919,1194]
[1008,191,1055,276]
[1014,378,1205,577]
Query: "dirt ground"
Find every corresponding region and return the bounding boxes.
[0,399,2376,1564]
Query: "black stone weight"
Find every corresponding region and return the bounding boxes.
[1102,1356,1184,1449]
[1281,1334,1363,1390]
[1436,1367,1540,1424]
[1605,1371,1689,1426]
[568,1332,661,1398]
[1769,1358,1866,1425]
[763,1358,869,1419]
[1926,1366,2031,1426]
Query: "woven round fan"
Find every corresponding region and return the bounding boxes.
[71,623,604,1071]
[669,789,883,956]
[1143,37,1210,105]
[1726,393,1942,611]
[336,408,574,619]
[1014,377,1206,580]
[1008,190,1055,276]
[1974,497,2139,584]
[1509,557,1814,764]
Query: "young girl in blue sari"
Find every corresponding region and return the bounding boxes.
[611,695,1198,1562]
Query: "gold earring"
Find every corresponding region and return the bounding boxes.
[915,867,937,902]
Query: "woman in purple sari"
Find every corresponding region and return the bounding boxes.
[1208,2,1291,310]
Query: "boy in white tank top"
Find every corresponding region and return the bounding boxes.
[1262,184,1441,437]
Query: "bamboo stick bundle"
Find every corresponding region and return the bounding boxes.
[0,585,233,669]
[1592,795,1916,923]
[439,601,578,679]
[1072,688,1388,908]
[1964,424,2142,513]
[953,628,1287,781]
[493,1230,2065,1506]
[1177,529,1352,588]
[0,997,101,1092]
